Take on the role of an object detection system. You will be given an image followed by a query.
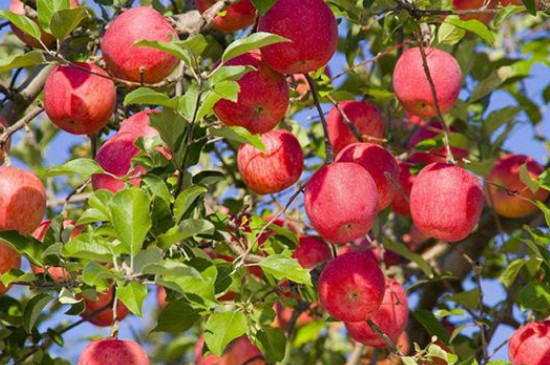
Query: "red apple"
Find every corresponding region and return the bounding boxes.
[274,302,314,329]
[0,243,21,295]
[157,286,167,310]
[304,163,379,244]
[391,161,415,216]
[78,285,130,327]
[195,336,220,365]
[486,154,549,218]
[118,110,161,138]
[196,0,256,32]
[9,0,79,48]
[500,0,522,4]
[453,0,496,23]
[257,0,338,74]
[237,129,303,195]
[393,47,462,118]
[0,117,11,165]
[221,336,265,365]
[214,52,289,134]
[509,321,550,365]
[410,163,483,242]
[339,238,401,268]
[44,62,116,135]
[318,251,385,322]
[0,166,46,234]
[345,278,408,347]
[336,143,399,210]
[408,122,468,164]
[327,101,386,154]
[101,6,179,83]
[293,235,332,269]
[78,339,149,365]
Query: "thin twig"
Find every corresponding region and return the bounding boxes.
[305,74,333,163]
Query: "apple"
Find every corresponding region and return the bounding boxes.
[257,0,338,74]
[118,110,161,137]
[8,0,79,48]
[0,243,21,296]
[410,163,483,242]
[0,166,46,234]
[453,0,496,23]
[509,321,550,365]
[336,143,400,210]
[195,336,220,365]
[78,285,130,327]
[0,117,11,165]
[345,278,408,347]
[101,6,179,83]
[214,52,289,134]
[31,220,83,282]
[393,47,462,118]
[237,129,303,194]
[44,62,116,135]
[362,332,410,365]
[391,161,415,216]
[293,235,332,269]
[338,238,402,268]
[408,122,468,164]
[318,251,385,322]
[327,101,386,154]
[196,0,256,32]
[274,301,314,329]
[221,336,265,365]
[156,286,167,310]
[500,0,522,5]
[486,154,549,218]
[402,224,430,251]
[78,339,149,365]
[304,162,379,244]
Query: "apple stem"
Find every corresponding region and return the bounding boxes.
[304,74,334,163]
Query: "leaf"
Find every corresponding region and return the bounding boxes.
[0,231,44,267]
[174,185,208,224]
[402,357,418,365]
[134,35,207,67]
[24,294,53,333]
[50,7,88,40]
[484,106,522,135]
[250,0,277,14]
[518,282,550,311]
[142,175,172,204]
[209,126,265,152]
[222,32,290,62]
[116,281,147,316]
[123,88,178,108]
[48,158,104,178]
[519,164,539,194]
[62,232,112,262]
[108,188,152,257]
[0,10,41,41]
[0,51,46,73]
[413,310,450,344]
[211,65,255,84]
[444,17,495,44]
[37,0,72,32]
[153,299,201,333]
[383,238,433,277]
[150,109,187,168]
[213,80,240,103]
[522,0,536,14]
[259,255,311,285]
[255,328,286,362]
[499,258,526,288]
[437,21,465,46]
[157,219,215,249]
[446,288,481,310]
[204,311,247,356]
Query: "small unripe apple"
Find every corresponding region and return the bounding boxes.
[391,162,415,216]
[9,0,79,48]
[304,163,379,244]
[44,62,116,135]
[196,0,256,32]
[78,285,130,327]
[237,129,303,195]
[221,336,266,365]
[0,166,46,234]
[318,251,385,322]
[410,163,483,242]
[214,52,289,134]
[408,122,468,164]
[336,143,399,210]
[195,335,220,365]
[345,278,408,347]
[327,101,386,154]
[0,117,11,165]
[78,339,149,365]
[257,0,338,74]
[486,154,549,218]
[0,243,21,295]
[453,0,496,23]
[393,47,462,118]
[293,235,332,269]
[509,321,550,365]
[101,6,179,83]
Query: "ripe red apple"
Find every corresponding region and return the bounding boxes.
[9,0,79,48]
[274,301,314,329]
[339,239,402,268]
[196,0,256,32]
[410,163,483,242]
[336,143,399,210]
[0,117,11,165]
[78,339,149,365]
[0,243,21,295]
[327,101,386,154]
[101,6,179,83]
[0,166,46,234]
[453,0,496,23]
[257,0,338,74]
[304,162,379,244]
[195,336,220,365]
[44,63,116,135]
[509,321,550,365]
[345,278,408,347]
[393,47,462,118]
[318,251,385,322]
[292,235,332,269]
[78,285,130,327]
[391,162,415,216]
[214,52,289,134]
[221,336,265,365]
[118,110,161,137]
[408,122,468,164]
[486,154,549,218]
[237,129,303,195]
[500,0,522,5]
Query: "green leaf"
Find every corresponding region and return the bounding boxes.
[154,298,201,333]
[142,175,172,204]
[37,0,69,32]
[213,80,240,103]
[518,282,550,311]
[123,88,178,108]
[258,255,311,285]
[62,232,112,262]
[413,310,450,344]
[444,17,495,44]
[0,10,41,41]
[522,0,536,14]
[519,163,539,194]
[255,328,285,362]
[494,5,524,26]
[48,158,104,179]
[222,32,290,62]
[484,106,522,135]
[211,65,255,84]
[24,294,53,333]
[174,185,208,224]
[50,7,88,40]
[402,357,418,365]
[0,51,46,73]
[134,35,207,67]
[250,0,276,14]
[437,21,465,46]
[82,262,118,291]
[204,311,247,356]
[209,126,266,152]
[116,281,147,316]
[0,231,44,267]
[109,188,152,257]
[150,109,187,168]
[157,219,215,249]
[499,258,526,288]
[383,238,433,277]
[445,288,481,310]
